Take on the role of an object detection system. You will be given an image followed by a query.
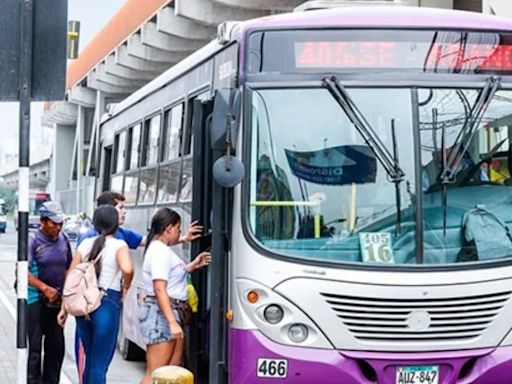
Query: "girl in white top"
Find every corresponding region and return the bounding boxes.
[139,208,211,384]
[58,205,133,384]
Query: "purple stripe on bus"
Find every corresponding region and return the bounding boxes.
[228,327,512,384]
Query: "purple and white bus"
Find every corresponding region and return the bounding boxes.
[98,6,512,384]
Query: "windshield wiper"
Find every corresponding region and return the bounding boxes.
[391,119,402,234]
[324,76,405,182]
[324,76,405,235]
[439,76,500,184]
[437,77,500,237]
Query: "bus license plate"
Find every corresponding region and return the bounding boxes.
[396,365,439,384]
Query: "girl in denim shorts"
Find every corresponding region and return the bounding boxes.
[139,208,211,384]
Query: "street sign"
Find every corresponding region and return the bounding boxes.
[0,0,67,101]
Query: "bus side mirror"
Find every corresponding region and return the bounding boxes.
[210,88,241,151]
[211,88,244,188]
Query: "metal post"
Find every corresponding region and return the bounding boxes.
[17,0,33,382]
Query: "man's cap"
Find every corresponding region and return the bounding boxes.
[39,201,65,224]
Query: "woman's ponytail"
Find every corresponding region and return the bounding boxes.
[144,228,156,256]
[89,204,119,278]
[89,234,106,277]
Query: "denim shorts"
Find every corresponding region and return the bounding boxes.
[139,296,181,345]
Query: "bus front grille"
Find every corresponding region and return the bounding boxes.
[321,290,512,342]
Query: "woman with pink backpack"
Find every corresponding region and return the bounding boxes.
[58,205,134,384]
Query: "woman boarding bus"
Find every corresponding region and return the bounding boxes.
[97,6,512,383]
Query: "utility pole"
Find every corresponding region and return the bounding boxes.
[16,1,33,382]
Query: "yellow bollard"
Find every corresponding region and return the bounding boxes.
[152,365,194,384]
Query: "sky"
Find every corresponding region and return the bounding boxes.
[0,0,126,172]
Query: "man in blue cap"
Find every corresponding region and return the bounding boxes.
[27,201,72,384]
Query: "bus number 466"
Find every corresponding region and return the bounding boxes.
[257,358,288,378]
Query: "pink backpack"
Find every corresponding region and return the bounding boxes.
[62,251,116,317]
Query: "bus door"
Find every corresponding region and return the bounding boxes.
[190,96,214,382]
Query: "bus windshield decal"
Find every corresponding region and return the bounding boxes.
[284,145,377,186]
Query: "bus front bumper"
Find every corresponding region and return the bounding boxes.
[229,328,512,384]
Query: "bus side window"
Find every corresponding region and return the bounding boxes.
[124,123,141,205]
[182,98,194,156]
[142,115,161,167]
[178,95,207,203]
[139,115,161,204]
[158,104,184,203]
[111,131,126,194]
[162,103,183,162]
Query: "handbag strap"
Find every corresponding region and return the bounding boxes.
[102,271,121,292]
[86,246,121,292]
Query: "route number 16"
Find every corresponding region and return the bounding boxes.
[360,232,394,263]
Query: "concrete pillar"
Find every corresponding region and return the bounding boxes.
[51,123,75,206]
[86,91,106,208]
[152,366,194,384]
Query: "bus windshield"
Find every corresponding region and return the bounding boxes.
[248,86,512,265]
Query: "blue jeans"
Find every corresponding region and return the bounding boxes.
[76,289,121,384]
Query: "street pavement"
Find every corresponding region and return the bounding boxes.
[0,222,145,383]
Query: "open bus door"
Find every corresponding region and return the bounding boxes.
[190,88,242,383]
[189,96,217,382]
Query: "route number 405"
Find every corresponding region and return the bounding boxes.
[360,232,395,263]
[257,358,288,378]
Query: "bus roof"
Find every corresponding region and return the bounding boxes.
[105,40,225,120]
[239,6,512,33]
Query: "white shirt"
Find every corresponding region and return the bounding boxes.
[77,236,127,292]
[142,239,187,301]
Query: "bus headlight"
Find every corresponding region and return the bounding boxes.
[236,279,331,349]
[264,304,284,324]
[288,324,308,343]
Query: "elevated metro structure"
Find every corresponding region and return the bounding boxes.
[40,0,501,214]
[2,158,50,191]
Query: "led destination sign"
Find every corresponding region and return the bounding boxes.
[295,40,512,73]
[250,30,512,75]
